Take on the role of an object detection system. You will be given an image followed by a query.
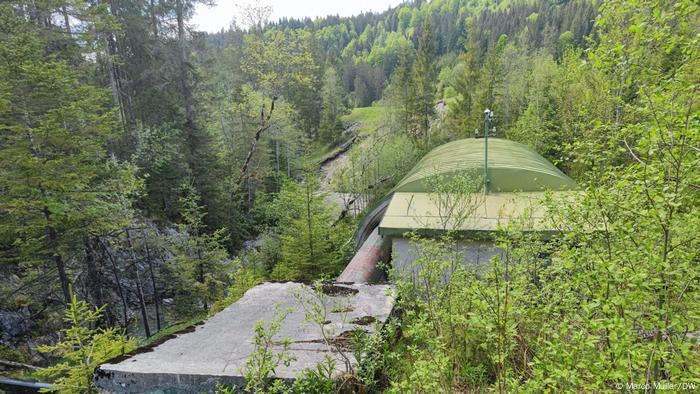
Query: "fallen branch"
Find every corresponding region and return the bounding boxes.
[334,175,390,225]
[0,359,42,371]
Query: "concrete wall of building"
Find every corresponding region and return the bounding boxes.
[390,237,504,279]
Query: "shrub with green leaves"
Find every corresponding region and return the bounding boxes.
[384,0,699,391]
[242,307,295,393]
[210,259,264,315]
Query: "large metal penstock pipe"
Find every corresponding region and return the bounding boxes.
[337,227,388,283]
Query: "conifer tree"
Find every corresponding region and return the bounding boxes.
[470,34,508,131]
[0,5,139,306]
[168,185,229,314]
[269,174,352,281]
[409,18,438,145]
[319,67,345,143]
[448,38,481,136]
[37,294,136,393]
[386,47,414,134]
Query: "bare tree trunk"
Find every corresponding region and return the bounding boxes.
[176,0,195,139]
[143,237,161,331]
[126,230,151,338]
[275,128,280,188]
[84,236,108,324]
[53,245,70,305]
[61,5,71,35]
[104,50,126,133]
[0,359,41,371]
[195,246,208,311]
[103,0,134,143]
[149,0,159,38]
[99,238,129,327]
[237,98,277,188]
[43,207,70,306]
[286,142,291,177]
[221,113,232,153]
[133,265,151,338]
[247,176,252,208]
[305,173,315,263]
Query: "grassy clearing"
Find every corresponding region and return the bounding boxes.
[340,105,387,136]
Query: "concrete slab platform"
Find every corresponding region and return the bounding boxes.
[95,282,395,393]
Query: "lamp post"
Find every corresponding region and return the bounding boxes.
[483,108,493,194]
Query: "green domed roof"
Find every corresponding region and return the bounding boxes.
[393,138,577,193]
[355,138,578,245]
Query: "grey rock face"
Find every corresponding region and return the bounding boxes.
[0,309,31,342]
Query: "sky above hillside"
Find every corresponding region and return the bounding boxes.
[192,0,404,33]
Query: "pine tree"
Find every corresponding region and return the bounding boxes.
[168,185,229,314]
[319,66,345,143]
[0,4,139,306]
[269,174,352,281]
[448,38,481,136]
[470,34,508,131]
[409,18,438,145]
[37,294,136,393]
[385,46,414,134]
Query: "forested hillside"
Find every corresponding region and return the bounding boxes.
[1,0,698,392]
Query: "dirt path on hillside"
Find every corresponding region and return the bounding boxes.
[319,123,367,216]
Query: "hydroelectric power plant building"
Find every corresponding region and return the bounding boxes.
[339,137,578,282]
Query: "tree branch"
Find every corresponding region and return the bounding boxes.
[0,359,42,371]
[333,175,390,225]
[236,97,277,188]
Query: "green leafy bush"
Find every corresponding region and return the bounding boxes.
[210,260,263,315]
[242,307,295,393]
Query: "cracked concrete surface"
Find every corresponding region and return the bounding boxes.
[95,282,395,393]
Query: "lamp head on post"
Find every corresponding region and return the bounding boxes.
[475,110,495,139]
[482,109,494,194]
[484,108,493,122]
